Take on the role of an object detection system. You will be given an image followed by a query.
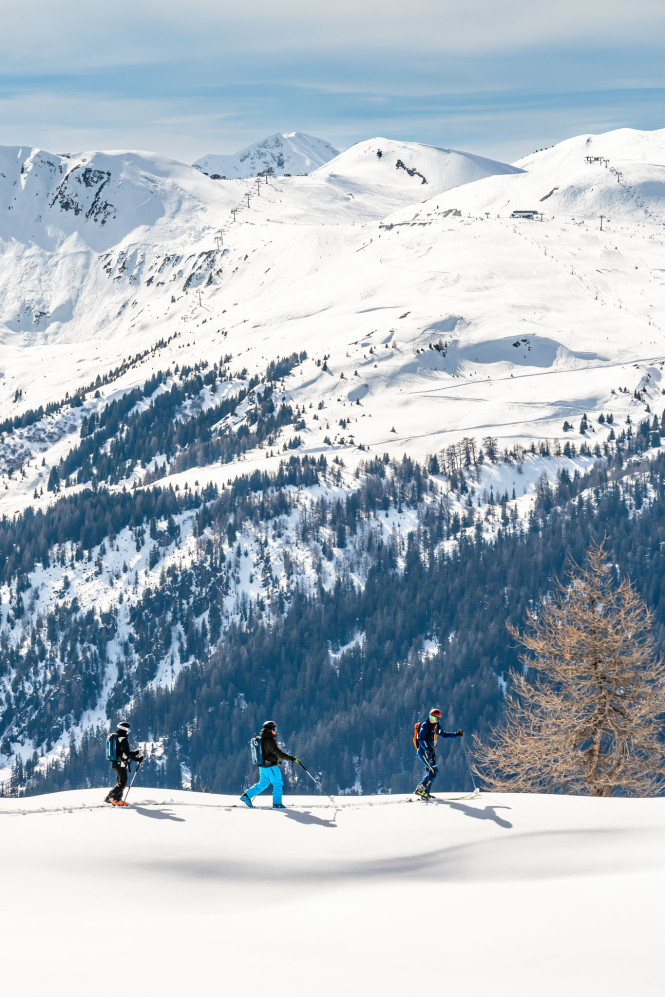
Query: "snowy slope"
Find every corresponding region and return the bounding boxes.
[1,126,664,548]
[193,131,339,178]
[0,145,238,350]
[315,136,523,194]
[2,127,665,604]
[0,145,231,249]
[1,789,663,996]
[404,126,665,221]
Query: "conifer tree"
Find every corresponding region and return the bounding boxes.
[472,541,665,796]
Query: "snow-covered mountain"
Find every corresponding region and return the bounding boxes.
[193,131,339,178]
[315,136,523,193]
[2,789,664,996]
[405,126,665,221]
[2,126,665,790]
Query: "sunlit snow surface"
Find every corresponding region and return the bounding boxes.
[1,789,663,995]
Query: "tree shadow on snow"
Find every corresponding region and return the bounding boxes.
[133,806,186,822]
[435,799,512,829]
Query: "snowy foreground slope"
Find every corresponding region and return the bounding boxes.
[1,789,663,996]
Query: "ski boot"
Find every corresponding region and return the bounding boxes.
[414,784,428,799]
[240,793,253,808]
[272,802,286,809]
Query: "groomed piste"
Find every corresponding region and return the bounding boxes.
[1,789,663,995]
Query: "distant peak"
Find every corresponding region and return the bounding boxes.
[193,131,339,179]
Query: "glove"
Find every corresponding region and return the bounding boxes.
[292,757,299,764]
[137,755,144,763]
[457,730,464,738]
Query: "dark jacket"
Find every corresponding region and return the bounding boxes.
[417,718,459,753]
[113,733,141,769]
[260,728,295,767]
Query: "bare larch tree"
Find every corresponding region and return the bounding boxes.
[472,541,665,796]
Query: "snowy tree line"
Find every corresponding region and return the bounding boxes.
[10,439,665,798]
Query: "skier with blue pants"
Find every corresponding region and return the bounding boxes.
[241,720,298,809]
[415,707,463,800]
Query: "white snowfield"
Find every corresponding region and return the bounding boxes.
[1,788,663,996]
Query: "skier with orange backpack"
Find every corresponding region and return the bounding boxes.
[414,708,463,800]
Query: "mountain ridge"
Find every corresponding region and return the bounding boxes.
[1,125,665,794]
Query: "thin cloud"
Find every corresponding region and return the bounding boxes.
[2,0,664,71]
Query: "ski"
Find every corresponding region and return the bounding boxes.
[408,793,480,804]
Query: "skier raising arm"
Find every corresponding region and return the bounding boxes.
[414,707,463,800]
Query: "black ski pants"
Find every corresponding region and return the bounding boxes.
[107,762,128,802]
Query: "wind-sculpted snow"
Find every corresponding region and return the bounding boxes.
[0,790,663,996]
[438,335,607,374]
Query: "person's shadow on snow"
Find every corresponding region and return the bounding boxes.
[281,808,338,828]
[436,800,512,829]
[133,806,186,822]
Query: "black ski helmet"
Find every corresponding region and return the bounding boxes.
[262,720,277,731]
[117,721,131,734]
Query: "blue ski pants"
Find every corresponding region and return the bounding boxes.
[246,764,283,804]
[417,747,438,792]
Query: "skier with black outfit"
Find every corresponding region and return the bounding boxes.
[105,721,143,806]
[415,707,463,800]
[241,720,298,809]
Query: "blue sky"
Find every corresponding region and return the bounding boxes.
[0,0,663,163]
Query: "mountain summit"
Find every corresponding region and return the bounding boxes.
[193,131,339,178]
[414,126,665,221]
[315,137,522,195]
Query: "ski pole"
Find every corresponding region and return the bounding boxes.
[297,760,336,805]
[124,760,142,804]
[460,740,480,796]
